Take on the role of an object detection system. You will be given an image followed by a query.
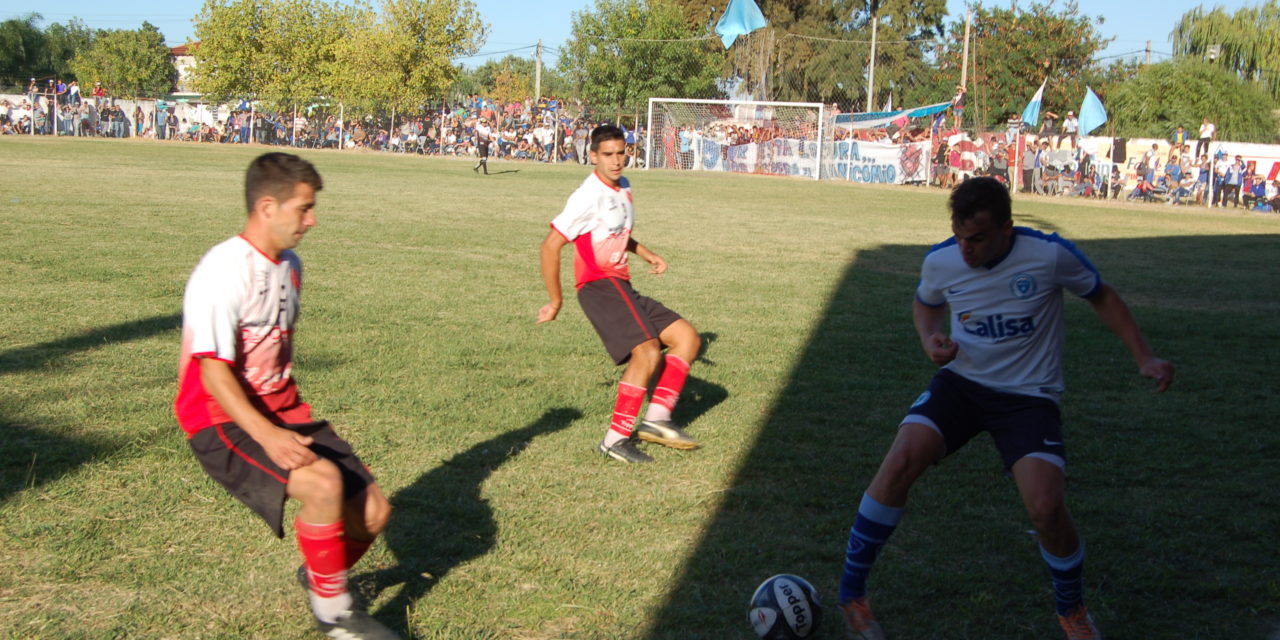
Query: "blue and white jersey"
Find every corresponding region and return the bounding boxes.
[917,227,1102,403]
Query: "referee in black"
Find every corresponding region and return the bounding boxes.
[473,117,492,175]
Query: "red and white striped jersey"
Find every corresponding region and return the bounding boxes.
[551,172,634,288]
[174,235,311,435]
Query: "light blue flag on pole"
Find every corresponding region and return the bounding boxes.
[715,0,769,49]
[1078,86,1107,136]
[1020,78,1047,127]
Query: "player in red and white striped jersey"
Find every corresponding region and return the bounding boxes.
[537,125,703,463]
[175,153,397,640]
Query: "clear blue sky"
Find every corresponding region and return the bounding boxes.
[6,0,1253,66]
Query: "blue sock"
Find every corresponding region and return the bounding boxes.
[1040,542,1085,615]
[839,493,903,604]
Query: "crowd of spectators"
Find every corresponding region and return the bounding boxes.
[8,80,1276,211]
[921,113,1278,213]
[2,83,646,167]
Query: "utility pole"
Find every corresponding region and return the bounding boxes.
[1145,40,1151,65]
[535,40,543,101]
[960,10,972,90]
[866,7,878,111]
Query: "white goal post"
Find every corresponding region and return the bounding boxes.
[645,98,825,181]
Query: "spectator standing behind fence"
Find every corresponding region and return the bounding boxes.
[68,80,80,105]
[1039,111,1059,147]
[1033,141,1049,194]
[574,121,589,165]
[1196,118,1215,157]
[951,85,966,129]
[1061,111,1078,148]
[1172,125,1188,150]
[91,81,105,107]
[1221,155,1245,208]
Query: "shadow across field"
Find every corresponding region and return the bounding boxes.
[0,314,181,503]
[643,234,1279,639]
[367,407,582,632]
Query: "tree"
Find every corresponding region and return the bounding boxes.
[452,54,566,101]
[767,0,947,108]
[947,1,1111,128]
[40,19,95,81]
[0,14,48,87]
[331,0,487,113]
[1172,1,1280,101]
[191,0,354,104]
[558,0,725,112]
[70,22,175,97]
[1106,58,1278,143]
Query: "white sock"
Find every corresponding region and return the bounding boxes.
[310,591,354,623]
[643,404,672,423]
[602,429,628,448]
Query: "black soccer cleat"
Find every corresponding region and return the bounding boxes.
[637,419,700,450]
[316,609,401,640]
[598,437,654,463]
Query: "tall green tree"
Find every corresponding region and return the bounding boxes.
[40,19,95,81]
[1171,1,1280,100]
[0,14,48,86]
[452,54,566,101]
[331,0,487,113]
[70,22,175,97]
[558,0,725,112]
[191,0,354,104]
[1106,58,1278,143]
[943,1,1111,128]
[768,0,947,108]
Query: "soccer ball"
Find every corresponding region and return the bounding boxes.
[747,574,823,639]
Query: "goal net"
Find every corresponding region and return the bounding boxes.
[645,98,826,180]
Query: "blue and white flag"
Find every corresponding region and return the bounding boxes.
[835,101,952,130]
[715,0,768,49]
[1078,86,1107,136]
[1020,78,1047,127]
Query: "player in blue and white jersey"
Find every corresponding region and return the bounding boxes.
[837,177,1174,640]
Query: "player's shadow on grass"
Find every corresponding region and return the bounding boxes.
[0,314,181,503]
[643,244,929,640]
[644,234,1280,639]
[366,407,583,631]
[484,169,521,175]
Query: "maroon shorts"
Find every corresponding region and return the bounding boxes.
[188,420,376,538]
[577,277,682,364]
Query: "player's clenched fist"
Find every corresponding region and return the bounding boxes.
[923,332,958,365]
[537,303,560,324]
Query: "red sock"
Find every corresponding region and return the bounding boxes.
[346,537,372,570]
[296,517,347,597]
[610,381,646,437]
[649,354,691,417]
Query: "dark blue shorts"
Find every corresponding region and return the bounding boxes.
[902,369,1066,471]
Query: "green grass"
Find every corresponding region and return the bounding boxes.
[1,136,1278,639]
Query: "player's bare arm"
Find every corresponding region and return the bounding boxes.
[1086,283,1175,391]
[538,229,569,323]
[199,358,317,469]
[913,298,958,365]
[628,238,667,274]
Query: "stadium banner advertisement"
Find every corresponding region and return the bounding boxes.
[695,137,820,177]
[829,140,929,184]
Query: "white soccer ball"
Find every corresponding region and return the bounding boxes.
[747,574,824,639]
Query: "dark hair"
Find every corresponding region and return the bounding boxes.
[589,124,625,151]
[949,176,1011,226]
[245,153,322,213]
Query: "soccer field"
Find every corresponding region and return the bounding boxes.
[1,136,1277,639]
